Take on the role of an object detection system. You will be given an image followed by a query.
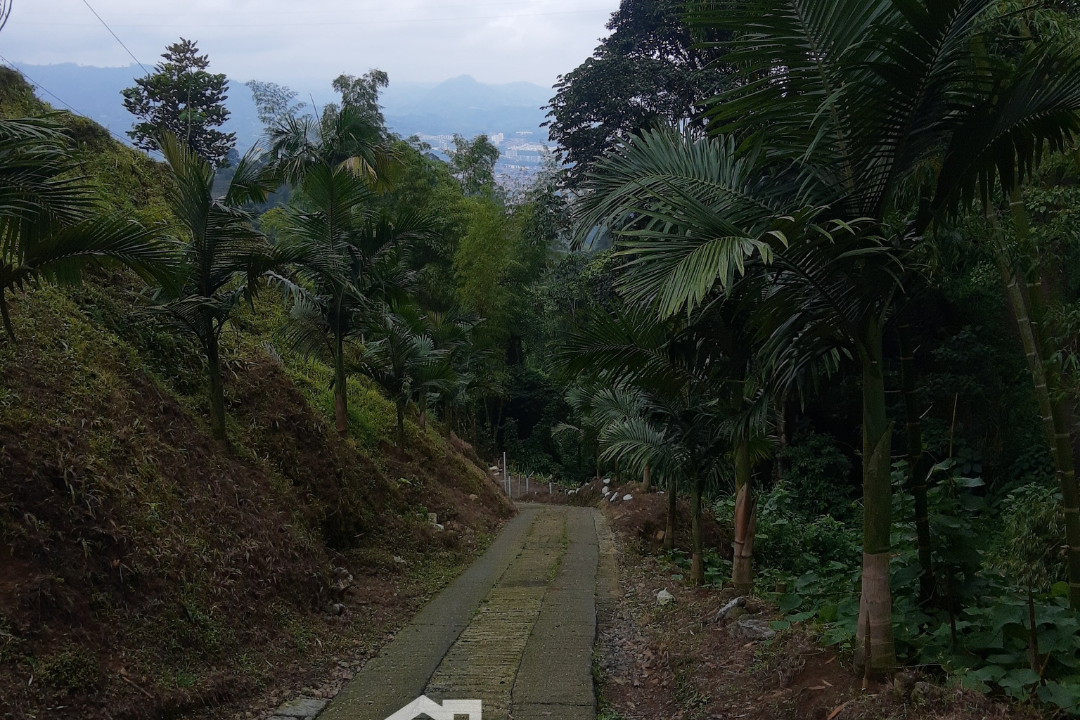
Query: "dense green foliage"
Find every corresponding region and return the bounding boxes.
[122,38,235,166]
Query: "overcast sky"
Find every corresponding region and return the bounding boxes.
[2,0,618,88]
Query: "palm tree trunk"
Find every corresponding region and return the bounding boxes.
[854,318,896,673]
[396,399,406,446]
[643,463,651,492]
[898,321,934,604]
[994,195,1080,609]
[334,331,348,438]
[732,436,755,594]
[0,293,15,341]
[690,472,704,585]
[665,473,677,552]
[205,328,227,443]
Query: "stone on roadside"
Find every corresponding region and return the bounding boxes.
[468,494,478,501]
[603,478,611,485]
[737,617,776,641]
[273,697,327,719]
[656,589,675,606]
[601,486,610,495]
[622,494,633,501]
[715,596,746,621]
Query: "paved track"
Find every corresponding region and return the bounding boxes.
[320,504,615,720]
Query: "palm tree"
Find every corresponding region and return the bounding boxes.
[577,0,1080,670]
[559,307,735,584]
[270,101,405,437]
[275,170,430,437]
[152,133,281,442]
[0,117,174,340]
[358,302,454,446]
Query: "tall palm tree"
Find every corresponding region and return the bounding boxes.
[559,307,736,584]
[270,102,404,437]
[578,0,1080,670]
[152,133,281,442]
[0,117,174,340]
[358,302,454,446]
[275,170,430,437]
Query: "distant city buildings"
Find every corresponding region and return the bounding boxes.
[416,130,556,186]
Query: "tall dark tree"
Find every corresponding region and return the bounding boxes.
[545,0,728,187]
[122,39,235,167]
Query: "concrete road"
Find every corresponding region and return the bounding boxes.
[319,504,615,720]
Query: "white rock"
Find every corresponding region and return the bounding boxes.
[622,494,633,501]
[601,486,610,495]
[392,555,408,565]
[738,618,777,641]
[434,523,445,532]
[716,596,746,621]
[656,589,675,606]
[489,466,499,472]
[603,478,611,485]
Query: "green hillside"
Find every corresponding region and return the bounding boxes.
[0,67,511,719]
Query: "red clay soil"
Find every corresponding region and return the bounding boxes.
[0,287,513,720]
[596,515,1042,720]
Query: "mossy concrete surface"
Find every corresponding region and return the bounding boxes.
[322,504,609,720]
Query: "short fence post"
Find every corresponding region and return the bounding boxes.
[526,476,529,494]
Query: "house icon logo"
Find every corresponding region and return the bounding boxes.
[384,695,482,720]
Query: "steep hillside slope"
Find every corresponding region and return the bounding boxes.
[0,69,513,720]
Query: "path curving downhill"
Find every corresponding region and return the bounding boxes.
[319,504,617,720]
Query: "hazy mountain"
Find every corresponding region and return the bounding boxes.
[12,63,551,150]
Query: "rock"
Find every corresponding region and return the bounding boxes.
[656,589,675,606]
[274,697,328,719]
[715,596,746,621]
[468,494,478,501]
[428,512,438,525]
[911,681,936,706]
[654,530,665,541]
[622,494,633,501]
[393,555,407,565]
[434,523,445,531]
[603,478,611,485]
[893,671,917,700]
[489,466,499,472]
[601,486,611,495]
[737,618,776,641]
[328,602,345,616]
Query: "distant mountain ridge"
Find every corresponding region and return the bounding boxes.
[11,63,552,150]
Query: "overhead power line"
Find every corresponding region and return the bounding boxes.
[79,0,150,75]
[0,54,133,147]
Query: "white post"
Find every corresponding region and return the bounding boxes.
[526,476,529,494]
[503,452,508,495]
[549,481,552,495]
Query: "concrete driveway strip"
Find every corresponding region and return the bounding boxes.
[320,506,540,720]
[512,506,599,720]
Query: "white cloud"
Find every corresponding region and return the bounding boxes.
[6,0,616,87]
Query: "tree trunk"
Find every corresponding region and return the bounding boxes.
[732,436,755,594]
[898,321,934,604]
[665,473,677,552]
[205,328,227,443]
[334,331,348,438]
[775,388,790,482]
[396,400,406,447]
[643,463,652,492]
[690,472,704,585]
[492,396,504,445]
[995,195,1080,609]
[854,318,896,673]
